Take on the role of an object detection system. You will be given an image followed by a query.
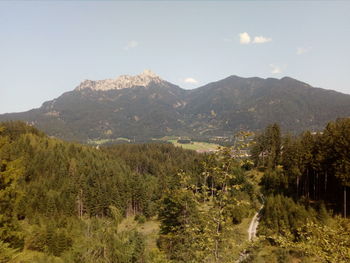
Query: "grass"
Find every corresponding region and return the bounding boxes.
[244,242,320,263]
[228,213,259,260]
[118,216,160,251]
[138,220,160,251]
[10,250,64,263]
[88,136,221,152]
[167,139,220,152]
[87,137,131,145]
[233,217,252,243]
[157,135,180,141]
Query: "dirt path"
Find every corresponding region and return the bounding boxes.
[247,206,262,241]
[237,205,264,262]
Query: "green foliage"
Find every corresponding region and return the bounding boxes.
[257,118,350,216]
[146,248,172,263]
[259,195,314,238]
[323,118,350,187]
[158,185,201,262]
[0,241,18,263]
[230,204,250,224]
[135,214,146,224]
[276,217,350,263]
[0,121,203,262]
[158,142,259,262]
[2,119,349,263]
[260,168,289,196]
[56,217,146,263]
[241,241,314,263]
[251,123,281,168]
[0,127,25,248]
[253,119,350,263]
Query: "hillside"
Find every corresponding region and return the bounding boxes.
[1,121,349,263]
[0,121,259,262]
[184,76,350,134]
[1,71,350,142]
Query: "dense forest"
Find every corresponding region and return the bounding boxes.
[247,119,350,262]
[251,119,350,216]
[1,119,349,262]
[0,121,206,262]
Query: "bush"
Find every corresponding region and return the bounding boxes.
[177,139,191,144]
[230,205,250,224]
[135,214,146,224]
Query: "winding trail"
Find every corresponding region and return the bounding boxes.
[237,204,264,262]
[247,205,263,241]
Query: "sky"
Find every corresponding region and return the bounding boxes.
[1,0,350,113]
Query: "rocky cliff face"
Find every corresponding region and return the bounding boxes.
[75,70,164,91]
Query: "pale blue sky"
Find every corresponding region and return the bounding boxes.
[1,1,350,113]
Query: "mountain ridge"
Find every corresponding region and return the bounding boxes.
[1,71,350,142]
[75,69,164,91]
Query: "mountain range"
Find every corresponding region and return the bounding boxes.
[1,70,350,142]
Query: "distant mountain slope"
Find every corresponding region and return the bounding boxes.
[184,76,350,134]
[1,70,350,141]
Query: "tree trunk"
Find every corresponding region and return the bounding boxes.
[296,175,299,198]
[306,169,309,198]
[344,186,347,218]
[214,221,220,262]
[316,172,319,200]
[211,179,214,199]
[313,171,316,200]
[77,189,83,219]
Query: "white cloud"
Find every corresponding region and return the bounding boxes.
[183,77,199,84]
[296,47,308,55]
[124,40,139,50]
[239,32,272,45]
[253,36,272,44]
[270,64,282,74]
[239,32,251,44]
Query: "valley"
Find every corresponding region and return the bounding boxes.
[1,120,349,262]
[2,1,350,262]
[1,72,349,262]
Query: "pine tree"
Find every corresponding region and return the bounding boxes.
[0,128,24,247]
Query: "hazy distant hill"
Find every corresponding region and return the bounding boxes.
[184,75,350,134]
[1,70,350,142]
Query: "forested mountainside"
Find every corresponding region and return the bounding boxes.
[1,119,350,262]
[1,72,350,142]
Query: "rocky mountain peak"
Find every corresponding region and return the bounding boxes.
[76,70,163,91]
[139,69,158,78]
